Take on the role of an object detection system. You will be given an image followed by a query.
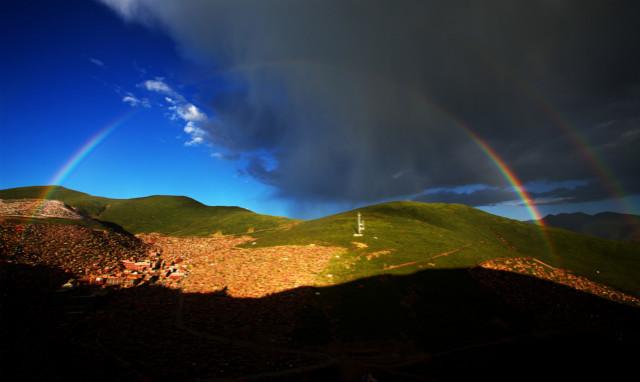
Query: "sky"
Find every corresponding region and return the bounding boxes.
[1,0,639,220]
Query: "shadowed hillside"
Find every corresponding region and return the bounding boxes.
[1,262,637,381]
[1,192,639,380]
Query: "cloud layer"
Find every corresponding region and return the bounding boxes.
[100,0,640,206]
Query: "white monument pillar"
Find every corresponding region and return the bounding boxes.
[354,212,365,237]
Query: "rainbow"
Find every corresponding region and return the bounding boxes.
[458,125,545,226]
[480,56,634,214]
[523,87,626,199]
[413,92,547,225]
[29,110,136,215]
[524,93,640,225]
[47,111,135,188]
[502,73,640,229]
[452,121,556,257]
[412,93,555,255]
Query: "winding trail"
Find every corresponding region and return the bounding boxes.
[383,244,472,271]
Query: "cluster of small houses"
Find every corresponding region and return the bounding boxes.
[61,252,188,290]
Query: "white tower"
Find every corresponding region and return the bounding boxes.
[353,212,365,237]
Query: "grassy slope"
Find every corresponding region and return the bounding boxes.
[2,187,637,295]
[251,201,640,295]
[0,186,289,236]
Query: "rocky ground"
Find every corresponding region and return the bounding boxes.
[0,198,83,219]
[477,257,640,307]
[139,233,343,297]
[0,218,148,275]
[2,221,639,380]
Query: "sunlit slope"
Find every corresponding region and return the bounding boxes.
[0,186,289,236]
[251,201,640,295]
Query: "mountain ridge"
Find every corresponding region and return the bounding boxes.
[530,211,640,241]
[0,185,289,236]
[2,185,639,296]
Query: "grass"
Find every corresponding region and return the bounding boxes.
[2,187,639,295]
[250,201,640,295]
[0,186,290,236]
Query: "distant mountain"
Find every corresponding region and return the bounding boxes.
[534,212,640,242]
[0,185,289,236]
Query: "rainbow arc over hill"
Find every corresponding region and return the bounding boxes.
[28,111,136,215]
[29,104,556,254]
[415,96,555,256]
[454,121,556,257]
[518,86,640,230]
[480,55,636,219]
[48,111,136,188]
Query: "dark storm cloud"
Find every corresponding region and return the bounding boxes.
[416,187,522,207]
[101,0,640,205]
[416,181,614,207]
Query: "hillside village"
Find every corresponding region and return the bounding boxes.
[0,198,340,296]
[71,252,189,289]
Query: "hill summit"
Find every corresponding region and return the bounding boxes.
[1,186,639,297]
[0,185,288,236]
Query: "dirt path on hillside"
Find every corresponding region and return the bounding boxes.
[382,245,472,271]
[139,234,344,297]
[430,244,472,260]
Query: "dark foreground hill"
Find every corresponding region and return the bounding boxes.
[1,262,637,381]
[0,185,289,236]
[535,212,640,241]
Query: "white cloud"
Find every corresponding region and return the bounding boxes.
[98,0,148,21]
[139,77,209,146]
[89,57,105,67]
[183,121,207,146]
[122,95,139,106]
[174,103,207,122]
[122,94,150,108]
[143,79,175,95]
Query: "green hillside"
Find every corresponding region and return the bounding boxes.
[0,186,289,236]
[250,201,640,295]
[2,187,638,296]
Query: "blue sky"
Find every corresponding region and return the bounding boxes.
[0,0,289,216]
[1,0,638,220]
